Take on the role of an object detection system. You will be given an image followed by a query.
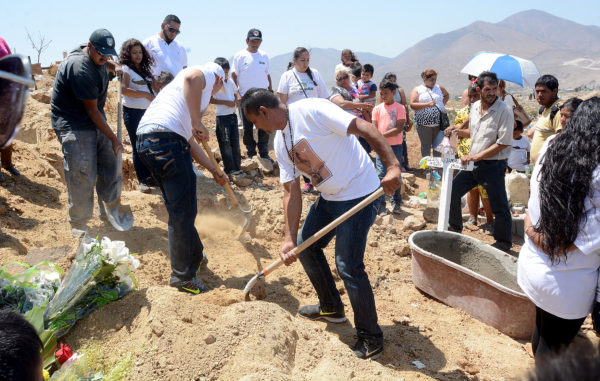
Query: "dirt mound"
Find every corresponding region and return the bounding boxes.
[65,286,404,380]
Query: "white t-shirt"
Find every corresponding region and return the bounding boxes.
[138,65,216,141]
[231,49,270,95]
[501,93,515,110]
[517,137,600,319]
[122,65,152,110]
[276,68,329,105]
[507,136,531,171]
[213,78,238,116]
[143,34,188,77]
[275,98,380,201]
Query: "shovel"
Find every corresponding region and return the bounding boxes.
[200,141,253,237]
[242,187,384,301]
[102,73,134,231]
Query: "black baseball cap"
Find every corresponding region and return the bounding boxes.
[89,29,118,56]
[247,28,262,40]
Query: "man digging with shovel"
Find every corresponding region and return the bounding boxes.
[51,29,130,237]
[241,88,401,360]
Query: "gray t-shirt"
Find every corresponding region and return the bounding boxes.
[50,45,108,132]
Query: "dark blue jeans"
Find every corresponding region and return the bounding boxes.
[401,130,409,168]
[240,106,269,158]
[449,160,512,245]
[136,131,204,285]
[298,191,383,340]
[375,144,403,208]
[123,106,152,183]
[216,114,241,174]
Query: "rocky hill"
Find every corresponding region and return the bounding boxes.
[270,9,600,96]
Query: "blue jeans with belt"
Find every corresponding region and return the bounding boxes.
[297,191,383,340]
[449,159,512,245]
[136,130,203,285]
[123,106,152,183]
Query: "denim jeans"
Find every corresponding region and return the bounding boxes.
[216,114,241,174]
[240,106,270,158]
[55,129,119,227]
[448,160,512,245]
[123,106,152,183]
[298,191,383,340]
[136,130,204,285]
[375,144,403,208]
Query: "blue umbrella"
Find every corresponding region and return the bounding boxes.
[460,51,540,87]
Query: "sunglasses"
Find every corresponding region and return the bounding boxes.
[336,75,349,81]
[0,54,34,149]
[166,25,181,35]
[425,75,436,80]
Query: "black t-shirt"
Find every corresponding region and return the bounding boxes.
[50,45,108,131]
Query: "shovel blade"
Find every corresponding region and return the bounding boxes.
[104,201,134,231]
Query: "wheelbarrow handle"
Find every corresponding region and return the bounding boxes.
[242,187,384,300]
[201,140,239,206]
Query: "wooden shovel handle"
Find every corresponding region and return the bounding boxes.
[262,187,384,276]
[201,141,239,206]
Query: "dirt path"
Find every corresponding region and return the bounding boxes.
[2,78,597,380]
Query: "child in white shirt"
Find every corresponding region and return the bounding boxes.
[507,120,531,173]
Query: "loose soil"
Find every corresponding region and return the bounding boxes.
[1,76,598,380]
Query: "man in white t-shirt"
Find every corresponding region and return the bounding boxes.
[231,28,272,160]
[143,14,188,77]
[241,88,402,360]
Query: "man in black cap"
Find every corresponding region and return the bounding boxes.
[231,28,273,160]
[50,28,124,237]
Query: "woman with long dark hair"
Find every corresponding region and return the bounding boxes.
[276,47,329,193]
[119,38,155,192]
[518,97,600,361]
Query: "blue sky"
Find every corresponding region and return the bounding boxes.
[3,0,599,66]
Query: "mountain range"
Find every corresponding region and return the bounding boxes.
[269,9,600,96]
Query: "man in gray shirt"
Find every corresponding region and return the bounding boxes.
[448,71,513,252]
[51,29,122,237]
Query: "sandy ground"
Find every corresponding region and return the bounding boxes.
[1,77,598,380]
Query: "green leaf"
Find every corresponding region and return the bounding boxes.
[25,304,46,334]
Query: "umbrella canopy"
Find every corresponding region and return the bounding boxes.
[460,51,540,87]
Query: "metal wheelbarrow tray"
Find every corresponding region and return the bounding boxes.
[408,230,535,339]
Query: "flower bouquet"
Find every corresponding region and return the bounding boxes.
[44,237,139,338]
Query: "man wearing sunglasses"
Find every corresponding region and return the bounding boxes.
[50,28,124,237]
[143,14,188,78]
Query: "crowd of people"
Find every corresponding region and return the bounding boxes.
[0,12,599,372]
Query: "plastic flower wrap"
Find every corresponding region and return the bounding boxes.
[0,261,61,314]
[44,237,138,337]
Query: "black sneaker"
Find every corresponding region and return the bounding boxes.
[298,304,347,323]
[352,336,383,360]
[174,278,211,295]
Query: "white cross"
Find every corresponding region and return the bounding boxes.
[425,155,474,231]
